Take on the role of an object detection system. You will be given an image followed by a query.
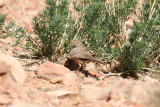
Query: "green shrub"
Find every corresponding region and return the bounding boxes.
[74,0,137,59]
[0,13,6,30]
[33,0,76,59]
[31,0,159,75]
[0,13,27,46]
[73,0,160,75]
[119,0,160,75]
[5,21,27,46]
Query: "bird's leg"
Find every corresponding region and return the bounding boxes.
[77,63,82,71]
[82,64,86,70]
[77,63,86,71]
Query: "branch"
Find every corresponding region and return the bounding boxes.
[36,0,41,12]
[2,0,22,26]
[20,0,33,32]
[149,0,156,19]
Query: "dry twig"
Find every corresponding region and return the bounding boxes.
[36,0,41,12]
[2,0,22,25]
[98,72,122,80]
[20,0,33,32]
[149,0,156,19]
[73,0,84,40]
[143,67,160,72]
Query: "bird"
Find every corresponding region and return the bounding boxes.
[69,40,94,69]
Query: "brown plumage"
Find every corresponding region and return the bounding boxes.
[69,40,94,68]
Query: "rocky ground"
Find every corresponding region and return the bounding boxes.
[0,0,160,107]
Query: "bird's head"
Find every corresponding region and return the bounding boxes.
[72,40,83,47]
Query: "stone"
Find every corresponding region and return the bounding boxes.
[97,80,160,107]
[0,54,25,85]
[37,61,77,85]
[37,61,70,76]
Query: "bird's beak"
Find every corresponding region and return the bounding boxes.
[71,41,74,44]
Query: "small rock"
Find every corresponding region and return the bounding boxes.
[0,54,27,99]
[37,61,77,85]
[0,54,25,85]
[37,61,70,76]
[97,80,160,107]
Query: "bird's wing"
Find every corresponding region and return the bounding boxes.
[69,47,93,60]
[71,53,93,60]
[69,47,85,56]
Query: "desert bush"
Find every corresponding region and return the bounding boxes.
[33,0,76,59]
[73,0,160,75]
[0,13,6,30]
[74,0,137,58]
[119,0,160,75]
[31,0,159,75]
[0,13,27,46]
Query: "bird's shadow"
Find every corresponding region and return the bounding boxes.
[64,58,90,77]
